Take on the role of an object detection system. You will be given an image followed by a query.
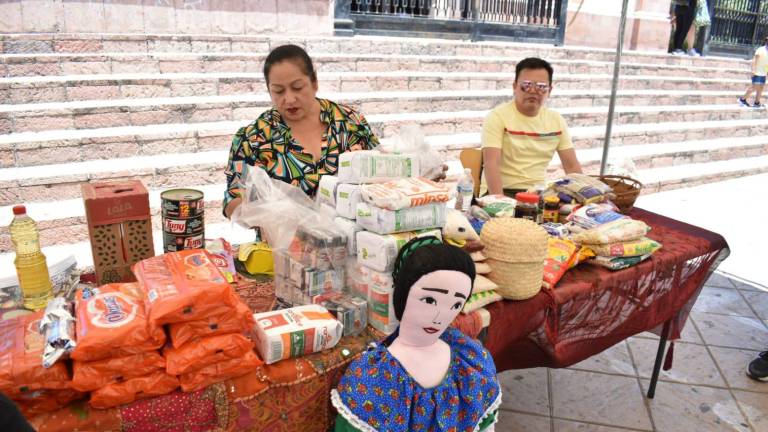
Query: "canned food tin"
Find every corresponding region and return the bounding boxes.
[163,232,205,253]
[161,189,204,218]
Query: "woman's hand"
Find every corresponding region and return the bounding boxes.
[430,164,449,182]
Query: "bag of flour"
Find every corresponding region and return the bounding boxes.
[252,305,343,364]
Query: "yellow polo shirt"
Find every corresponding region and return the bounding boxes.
[481,102,573,191]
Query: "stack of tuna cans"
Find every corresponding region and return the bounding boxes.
[161,189,205,253]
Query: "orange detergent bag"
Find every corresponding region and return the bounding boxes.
[180,350,262,393]
[15,389,85,417]
[167,292,255,348]
[164,333,254,376]
[0,311,71,397]
[71,283,166,362]
[89,370,179,409]
[72,351,166,392]
[132,250,237,325]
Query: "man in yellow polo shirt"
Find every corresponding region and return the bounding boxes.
[482,57,583,197]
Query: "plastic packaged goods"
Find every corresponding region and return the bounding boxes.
[361,177,450,211]
[551,173,613,205]
[568,203,625,229]
[476,195,516,218]
[252,305,344,364]
[356,202,446,235]
[317,175,340,207]
[571,218,651,245]
[15,389,84,417]
[132,250,236,325]
[541,222,570,238]
[204,238,237,283]
[39,297,76,368]
[542,238,580,289]
[72,351,166,392]
[337,150,420,184]
[9,205,53,311]
[274,249,346,296]
[89,370,179,409]
[335,183,363,219]
[378,124,444,180]
[167,294,254,349]
[72,283,166,362]
[585,237,662,257]
[356,229,443,273]
[461,290,502,314]
[179,350,262,392]
[164,333,254,376]
[334,217,362,256]
[590,253,653,271]
[0,311,71,397]
[320,295,368,337]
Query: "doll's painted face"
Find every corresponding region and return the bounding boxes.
[399,270,472,347]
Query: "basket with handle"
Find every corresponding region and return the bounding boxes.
[595,175,642,214]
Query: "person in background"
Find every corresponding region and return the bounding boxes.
[738,36,768,109]
[670,0,697,55]
[481,57,582,198]
[223,44,380,218]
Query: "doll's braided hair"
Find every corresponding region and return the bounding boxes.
[391,236,476,321]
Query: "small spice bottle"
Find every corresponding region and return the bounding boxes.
[514,192,540,222]
[542,196,560,223]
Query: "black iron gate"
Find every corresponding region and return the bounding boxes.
[708,0,768,57]
[334,0,569,45]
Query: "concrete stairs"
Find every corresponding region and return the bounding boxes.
[0,33,764,259]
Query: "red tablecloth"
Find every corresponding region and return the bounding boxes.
[28,208,727,431]
[484,207,729,371]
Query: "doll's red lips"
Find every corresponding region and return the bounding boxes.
[423,327,438,334]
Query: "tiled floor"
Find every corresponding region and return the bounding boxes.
[496,272,768,431]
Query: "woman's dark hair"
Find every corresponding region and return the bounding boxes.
[263,44,317,84]
[514,57,554,84]
[392,236,476,321]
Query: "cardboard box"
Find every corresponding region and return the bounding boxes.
[82,181,155,285]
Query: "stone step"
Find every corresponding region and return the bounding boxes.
[1,51,750,82]
[0,88,745,134]
[2,104,763,172]
[0,33,748,70]
[0,71,747,104]
[3,115,767,207]
[3,148,766,252]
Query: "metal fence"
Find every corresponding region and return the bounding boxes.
[709,0,768,56]
[338,0,567,44]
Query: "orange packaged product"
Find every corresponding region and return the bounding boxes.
[164,333,254,376]
[15,389,85,417]
[0,311,71,397]
[72,351,166,392]
[180,350,262,393]
[71,283,165,362]
[89,370,179,409]
[167,293,255,348]
[132,250,236,325]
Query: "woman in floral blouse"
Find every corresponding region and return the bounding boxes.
[223,44,380,217]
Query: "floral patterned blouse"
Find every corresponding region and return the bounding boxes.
[331,327,501,432]
[224,98,380,213]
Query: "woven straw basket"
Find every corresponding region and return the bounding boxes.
[594,175,642,214]
[480,218,548,300]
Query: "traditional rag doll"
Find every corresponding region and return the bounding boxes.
[332,237,501,432]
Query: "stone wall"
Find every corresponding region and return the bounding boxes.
[564,0,672,52]
[0,0,334,35]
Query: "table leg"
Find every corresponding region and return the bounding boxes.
[646,319,671,399]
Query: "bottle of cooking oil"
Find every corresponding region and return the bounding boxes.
[9,205,53,310]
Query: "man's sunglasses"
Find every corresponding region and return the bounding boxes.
[518,80,551,93]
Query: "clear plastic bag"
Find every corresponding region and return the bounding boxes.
[379,124,444,180]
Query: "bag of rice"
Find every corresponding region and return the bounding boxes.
[356,202,446,235]
[337,150,419,184]
[586,237,662,257]
[590,254,652,271]
[571,219,650,245]
[542,238,580,289]
[252,304,343,364]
